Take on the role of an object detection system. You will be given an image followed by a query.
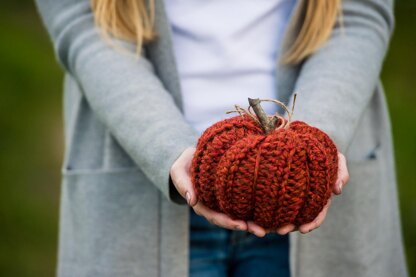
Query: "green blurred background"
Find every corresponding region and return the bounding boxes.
[0,0,415,276]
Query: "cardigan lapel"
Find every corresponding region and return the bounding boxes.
[144,0,185,112]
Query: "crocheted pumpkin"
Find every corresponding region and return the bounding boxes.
[190,97,338,229]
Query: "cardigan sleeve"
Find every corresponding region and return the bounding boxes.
[34,0,199,205]
[285,0,395,154]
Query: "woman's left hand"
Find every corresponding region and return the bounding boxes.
[247,152,350,236]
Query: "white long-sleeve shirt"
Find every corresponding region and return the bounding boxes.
[164,0,297,135]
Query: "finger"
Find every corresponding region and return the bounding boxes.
[334,152,350,195]
[171,168,197,206]
[298,198,331,234]
[170,148,198,206]
[312,199,331,227]
[276,224,296,235]
[298,200,330,234]
[193,202,247,231]
[247,221,266,237]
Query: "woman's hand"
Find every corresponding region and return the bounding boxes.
[170,147,349,237]
[266,152,350,235]
[170,147,257,235]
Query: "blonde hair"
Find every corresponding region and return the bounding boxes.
[91,0,342,64]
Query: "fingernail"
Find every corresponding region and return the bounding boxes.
[185,191,191,205]
[338,180,343,193]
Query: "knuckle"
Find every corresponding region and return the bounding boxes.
[170,162,180,177]
[170,173,180,188]
[344,172,350,184]
[308,225,317,233]
[173,177,186,193]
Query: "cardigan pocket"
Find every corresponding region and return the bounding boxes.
[61,131,140,176]
[62,76,139,175]
[61,101,139,175]
[337,140,384,257]
[58,169,161,276]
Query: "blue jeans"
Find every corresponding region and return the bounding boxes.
[189,207,290,277]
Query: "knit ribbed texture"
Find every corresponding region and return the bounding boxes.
[191,115,338,229]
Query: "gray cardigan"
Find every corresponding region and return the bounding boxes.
[35,0,408,276]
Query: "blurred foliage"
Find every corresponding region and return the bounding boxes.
[0,0,415,276]
[0,1,63,276]
[382,1,416,275]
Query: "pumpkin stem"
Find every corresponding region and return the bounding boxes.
[247,93,298,133]
[248,98,276,134]
[226,94,297,133]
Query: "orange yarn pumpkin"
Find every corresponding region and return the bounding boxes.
[190,98,338,229]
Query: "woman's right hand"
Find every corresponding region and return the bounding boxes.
[170,147,267,237]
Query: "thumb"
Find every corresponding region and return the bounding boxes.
[334,152,350,195]
[170,147,198,206]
